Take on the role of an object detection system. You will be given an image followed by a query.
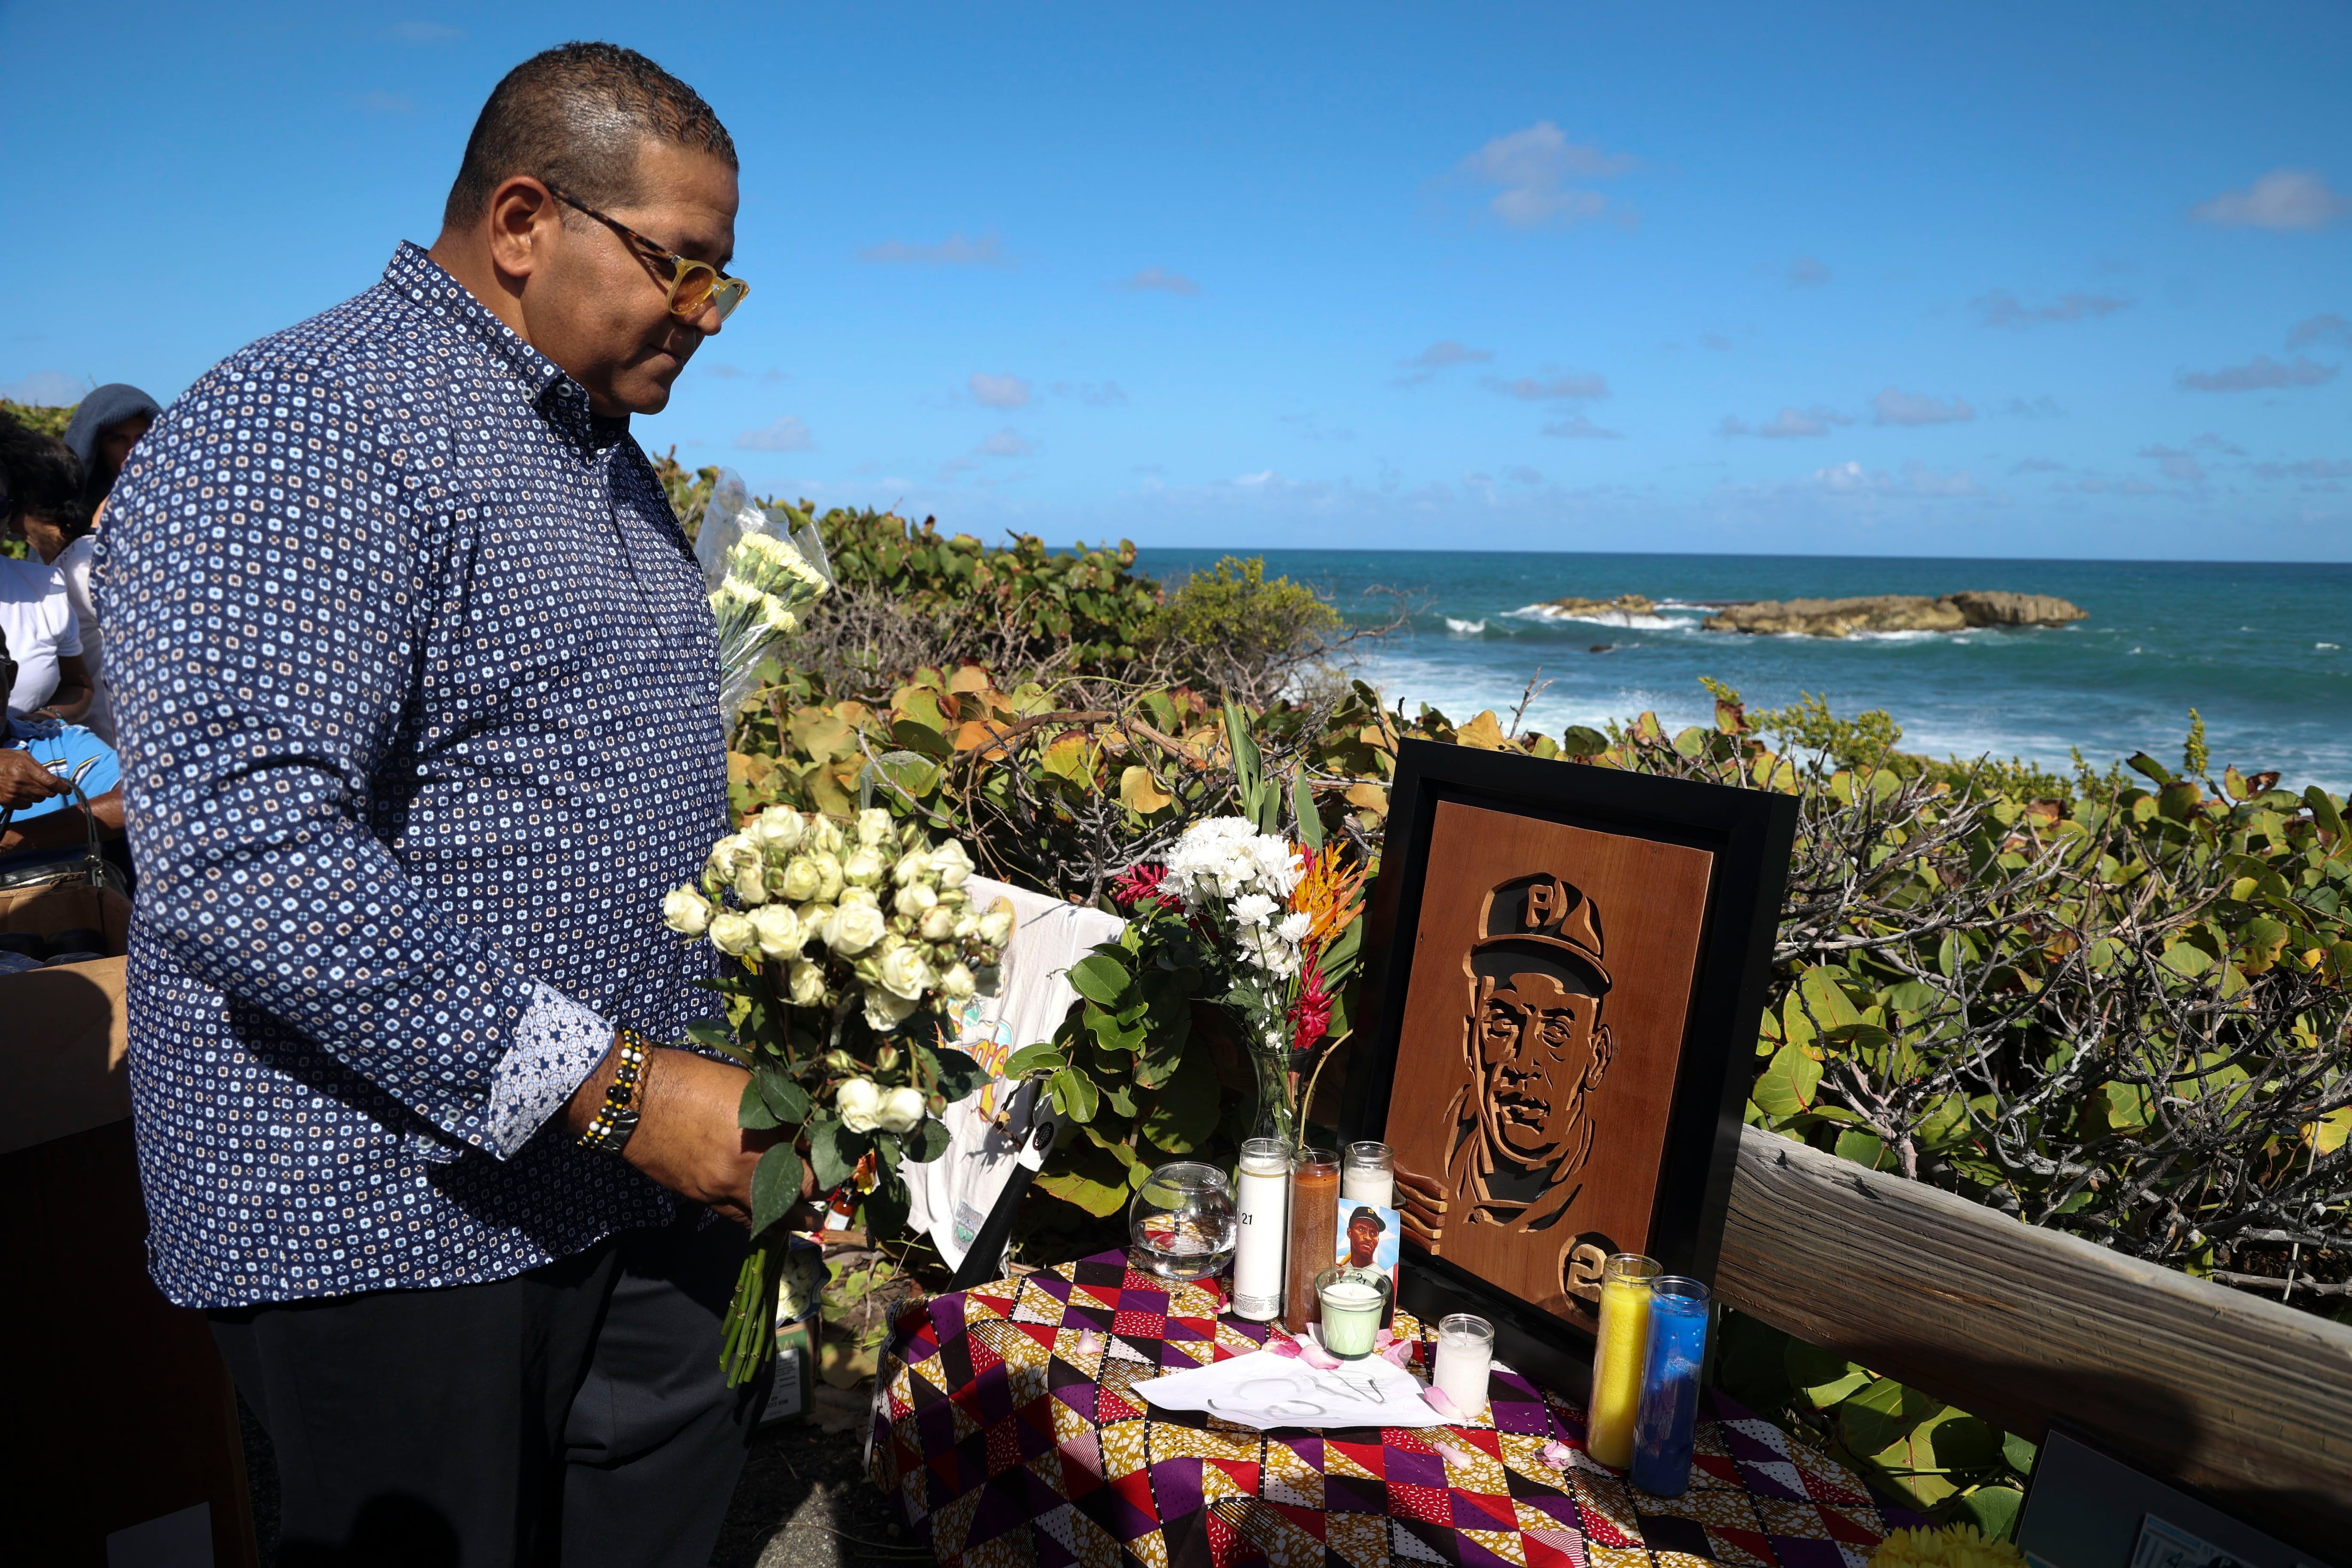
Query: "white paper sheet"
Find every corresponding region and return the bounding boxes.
[1132,1343,1449,1432]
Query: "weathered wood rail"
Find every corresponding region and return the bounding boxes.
[1716,1125,2352,1556]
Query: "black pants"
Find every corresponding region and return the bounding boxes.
[210,1215,770,1568]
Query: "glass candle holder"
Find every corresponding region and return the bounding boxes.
[1313,1267,1389,1359]
[1586,1252,1660,1469]
[1431,1313,1494,1420]
[1128,1161,1237,1281]
[1631,1276,1711,1496]
[1230,1137,1291,1321]
[1340,1141,1394,1208]
[1282,1146,1340,1333]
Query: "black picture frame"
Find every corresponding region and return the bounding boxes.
[1339,738,1797,1392]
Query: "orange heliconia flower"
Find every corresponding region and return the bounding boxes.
[1289,843,1366,951]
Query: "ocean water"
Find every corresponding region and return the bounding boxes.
[1131,551,2352,793]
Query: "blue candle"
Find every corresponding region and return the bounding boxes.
[1630,1276,1710,1496]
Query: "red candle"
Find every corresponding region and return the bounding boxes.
[1283,1147,1340,1334]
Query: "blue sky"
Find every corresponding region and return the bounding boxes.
[4,2,2348,559]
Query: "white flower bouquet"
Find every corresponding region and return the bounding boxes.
[665,803,1017,1383]
[692,469,833,717]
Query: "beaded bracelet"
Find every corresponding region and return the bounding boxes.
[578,1027,654,1155]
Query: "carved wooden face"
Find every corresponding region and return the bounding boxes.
[1474,971,1603,1168]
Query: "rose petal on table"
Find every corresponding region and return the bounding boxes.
[1422,1383,1463,1417]
[1073,1329,1105,1357]
[1375,1335,1415,1369]
[1542,1438,1576,1469]
[1263,1335,1303,1360]
[1295,1337,1343,1371]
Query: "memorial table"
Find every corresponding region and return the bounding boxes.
[868,1250,1927,1568]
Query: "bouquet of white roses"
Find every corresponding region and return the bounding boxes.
[692,470,833,717]
[664,804,1017,1383]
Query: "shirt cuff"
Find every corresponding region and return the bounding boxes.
[481,982,614,1158]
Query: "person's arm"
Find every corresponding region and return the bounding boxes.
[103,367,643,1160]
[34,653,94,725]
[0,784,121,855]
[0,749,72,811]
[562,1040,774,1226]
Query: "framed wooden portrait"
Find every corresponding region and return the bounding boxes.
[1342,740,1796,1361]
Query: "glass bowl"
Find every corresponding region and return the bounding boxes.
[1129,1161,1238,1281]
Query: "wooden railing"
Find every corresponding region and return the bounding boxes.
[1716,1126,2352,1556]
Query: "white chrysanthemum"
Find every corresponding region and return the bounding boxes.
[662,886,712,937]
[1276,911,1313,944]
[1230,892,1278,927]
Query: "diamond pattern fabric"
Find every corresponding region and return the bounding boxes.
[871,1250,1927,1568]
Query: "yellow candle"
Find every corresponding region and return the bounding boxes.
[1586,1254,1659,1469]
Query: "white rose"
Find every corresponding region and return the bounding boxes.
[708,911,757,956]
[930,839,974,889]
[893,881,939,918]
[829,900,888,956]
[891,849,933,887]
[734,859,770,907]
[750,903,803,959]
[951,910,979,940]
[863,987,919,1032]
[787,958,828,1006]
[752,806,806,854]
[662,886,712,937]
[710,833,759,878]
[977,899,1015,949]
[918,906,956,942]
[842,847,888,888]
[796,902,834,950]
[804,815,844,855]
[939,961,977,1001]
[877,945,932,1002]
[837,885,881,910]
[877,1085,927,1135]
[775,855,824,902]
[835,1077,882,1134]
[811,853,845,902]
[855,808,895,847]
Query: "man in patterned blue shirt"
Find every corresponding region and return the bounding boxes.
[104,44,779,1565]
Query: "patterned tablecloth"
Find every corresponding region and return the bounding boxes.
[869,1250,1926,1568]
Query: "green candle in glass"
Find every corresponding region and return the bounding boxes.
[1313,1267,1389,1360]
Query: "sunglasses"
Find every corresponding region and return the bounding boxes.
[549,184,749,324]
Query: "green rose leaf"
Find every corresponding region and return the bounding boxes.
[758,1067,813,1126]
[739,1077,783,1131]
[859,1171,911,1238]
[808,1113,856,1191]
[749,1144,805,1237]
[906,1115,952,1163]
[926,1045,989,1103]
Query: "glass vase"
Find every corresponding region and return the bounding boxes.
[1249,1047,1295,1149]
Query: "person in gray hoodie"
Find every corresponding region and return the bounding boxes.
[61,382,161,515]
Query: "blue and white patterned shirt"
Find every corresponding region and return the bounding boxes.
[103,243,729,1308]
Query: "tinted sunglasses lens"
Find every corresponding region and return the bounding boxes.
[708,279,748,322]
[669,265,719,317]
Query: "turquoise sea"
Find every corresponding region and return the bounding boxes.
[1131,552,2352,794]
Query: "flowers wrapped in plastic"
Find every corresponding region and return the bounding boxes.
[692,469,833,718]
[665,803,1017,1384]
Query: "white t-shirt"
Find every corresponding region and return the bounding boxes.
[0,554,82,719]
[50,536,110,744]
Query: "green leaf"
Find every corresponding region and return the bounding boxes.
[905,1116,951,1163]
[1751,1043,1823,1119]
[858,1171,910,1239]
[1082,1000,1145,1052]
[925,1045,989,1103]
[1833,1377,1940,1457]
[1834,1128,1891,1171]
[749,1144,805,1236]
[757,1067,812,1126]
[1139,1052,1220,1153]
[739,1077,783,1131]
[1823,1022,1893,1051]
[685,1018,736,1051]
[2125,751,2175,784]
[1034,1161,1133,1217]
[2001,1432,2038,1476]
[808,1114,856,1191]
[1951,1486,2024,1542]
[1068,954,1132,1008]
[1004,1042,1067,1079]
[1293,771,1324,852]
[2304,785,2345,840]
[1050,1065,1102,1123]
[1929,1412,2003,1473]
[1784,1340,1869,1408]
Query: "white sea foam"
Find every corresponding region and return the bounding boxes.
[1507,603,1682,630]
[2320,642,2342,651]
[1445,617,1487,636]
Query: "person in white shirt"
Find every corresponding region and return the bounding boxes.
[0,415,99,732]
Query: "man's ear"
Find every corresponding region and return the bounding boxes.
[484,176,561,284]
[1588,1022,1614,1082]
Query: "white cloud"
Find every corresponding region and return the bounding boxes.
[1786,255,1832,288]
[1871,387,1975,426]
[978,429,1032,457]
[1973,290,2130,328]
[858,232,1008,266]
[1719,405,1852,439]
[2189,169,2350,231]
[1543,414,1621,439]
[967,372,1032,409]
[2138,444,2206,483]
[1460,121,1638,230]
[1995,396,2066,419]
[2175,355,2338,392]
[1811,460,1982,498]
[2251,457,2352,482]
[1698,332,1733,351]
[2286,313,2351,350]
[1120,267,1199,295]
[1395,340,1494,386]
[0,369,84,405]
[1485,372,1609,401]
[736,415,813,452]
[2193,432,2248,456]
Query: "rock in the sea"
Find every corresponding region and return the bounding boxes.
[1700,595,1964,637]
[1948,590,2088,628]
[1541,592,1655,618]
[1701,590,2089,637]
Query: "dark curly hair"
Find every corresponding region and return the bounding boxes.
[443,41,736,228]
[0,411,90,541]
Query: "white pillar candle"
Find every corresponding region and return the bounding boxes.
[1432,1313,1494,1419]
[1341,1140,1394,1209]
[1230,1137,1289,1321]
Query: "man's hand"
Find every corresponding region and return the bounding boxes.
[0,750,70,811]
[564,1039,774,1225]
